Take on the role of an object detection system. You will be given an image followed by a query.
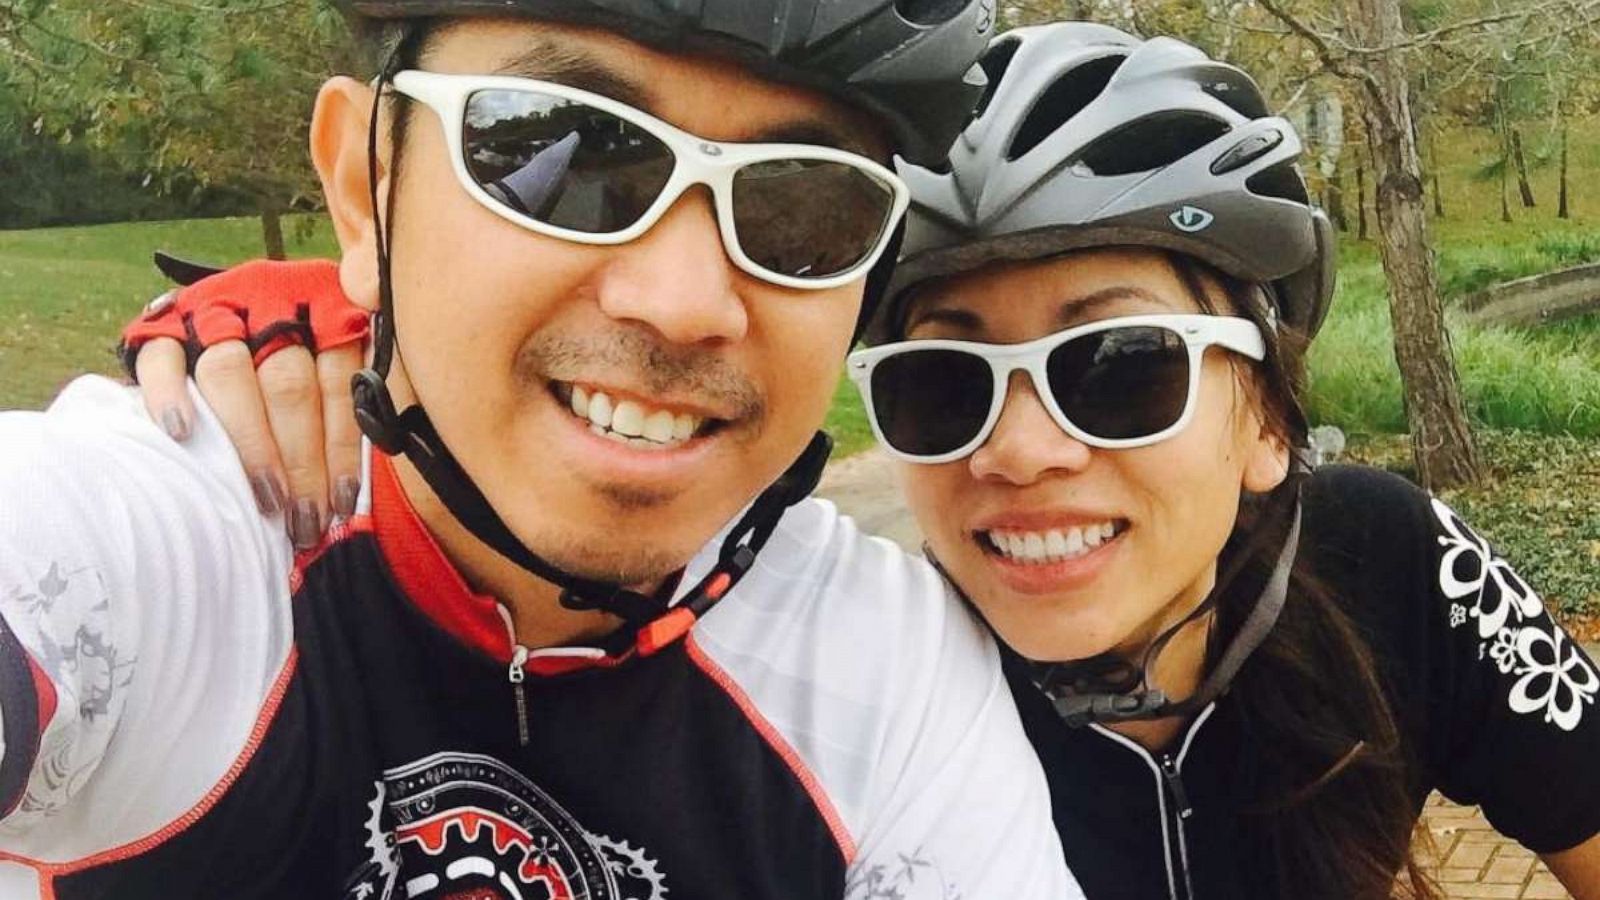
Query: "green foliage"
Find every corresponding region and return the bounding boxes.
[1308,219,1600,439]
[0,80,248,227]
[1434,232,1600,299]
[2,1,349,232]
[1533,232,1600,269]
[826,375,877,460]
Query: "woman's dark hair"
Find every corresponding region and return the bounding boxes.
[1166,251,1438,900]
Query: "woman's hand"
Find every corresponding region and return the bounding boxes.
[121,258,369,549]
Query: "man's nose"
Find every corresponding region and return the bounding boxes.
[594,187,748,345]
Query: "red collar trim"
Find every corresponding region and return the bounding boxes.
[371,452,515,662]
[369,452,634,673]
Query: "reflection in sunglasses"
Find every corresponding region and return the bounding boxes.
[482,130,579,219]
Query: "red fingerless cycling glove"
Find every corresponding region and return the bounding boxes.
[119,257,371,377]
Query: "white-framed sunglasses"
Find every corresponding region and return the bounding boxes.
[388,70,911,291]
[847,314,1266,464]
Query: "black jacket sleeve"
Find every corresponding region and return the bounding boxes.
[1304,465,1600,853]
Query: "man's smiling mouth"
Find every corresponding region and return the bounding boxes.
[551,381,726,451]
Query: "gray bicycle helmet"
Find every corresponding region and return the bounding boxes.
[342,0,996,166]
[873,21,1337,339]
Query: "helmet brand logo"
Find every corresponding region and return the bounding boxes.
[701,143,722,157]
[1170,206,1215,233]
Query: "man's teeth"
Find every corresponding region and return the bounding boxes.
[985,522,1120,564]
[570,385,704,450]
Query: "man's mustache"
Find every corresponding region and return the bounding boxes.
[517,330,765,422]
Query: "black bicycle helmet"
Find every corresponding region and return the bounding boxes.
[872,21,1337,342]
[342,0,996,166]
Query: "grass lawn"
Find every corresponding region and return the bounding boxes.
[0,217,339,409]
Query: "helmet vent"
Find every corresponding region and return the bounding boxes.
[894,0,970,26]
[1246,162,1311,205]
[972,38,1021,121]
[1072,111,1229,175]
[1200,74,1270,119]
[1006,54,1126,161]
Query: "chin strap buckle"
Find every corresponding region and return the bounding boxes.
[1052,688,1170,729]
[352,368,408,456]
[634,545,755,657]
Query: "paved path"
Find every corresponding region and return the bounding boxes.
[815,449,1580,899]
[1420,796,1571,898]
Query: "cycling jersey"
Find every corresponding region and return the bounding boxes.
[0,376,1077,900]
[1014,464,1600,899]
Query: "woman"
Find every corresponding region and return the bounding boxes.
[851,22,1600,899]
[120,22,1600,900]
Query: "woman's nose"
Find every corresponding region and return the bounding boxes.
[968,372,1093,484]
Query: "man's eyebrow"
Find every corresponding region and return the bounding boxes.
[752,121,874,159]
[1053,286,1168,327]
[493,42,652,111]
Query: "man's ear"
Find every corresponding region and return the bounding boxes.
[311,76,391,313]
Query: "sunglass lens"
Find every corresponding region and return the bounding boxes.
[732,160,895,280]
[1046,326,1190,441]
[463,89,674,234]
[870,349,994,458]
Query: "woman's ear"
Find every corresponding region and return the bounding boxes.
[1243,423,1292,493]
[311,76,391,313]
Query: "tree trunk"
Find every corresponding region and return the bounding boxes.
[1511,128,1536,208]
[260,205,287,260]
[1500,156,1513,223]
[1356,159,1369,241]
[1496,84,1513,223]
[1344,0,1482,489]
[1427,126,1444,218]
[1325,167,1348,232]
[1559,122,1571,219]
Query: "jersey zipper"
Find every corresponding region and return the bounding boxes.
[1160,753,1196,900]
[1087,703,1217,900]
[508,644,531,746]
[499,604,532,746]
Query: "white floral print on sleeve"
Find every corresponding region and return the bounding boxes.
[1432,497,1599,732]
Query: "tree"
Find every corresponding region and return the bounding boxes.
[4,0,347,257]
[1258,0,1484,488]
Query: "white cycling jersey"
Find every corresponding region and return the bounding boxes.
[0,375,1078,900]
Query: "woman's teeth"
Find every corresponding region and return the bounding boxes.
[568,384,704,451]
[984,522,1121,564]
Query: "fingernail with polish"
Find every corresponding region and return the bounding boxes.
[334,476,361,519]
[249,474,285,516]
[290,499,323,550]
[161,407,191,442]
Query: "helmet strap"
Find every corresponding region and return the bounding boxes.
[1032,486,1303,728]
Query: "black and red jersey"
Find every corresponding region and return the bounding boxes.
[0,376,1076,899]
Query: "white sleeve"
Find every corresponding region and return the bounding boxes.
[844,580,1078,900]
[688,499,1080,899]
[0,377,293,858]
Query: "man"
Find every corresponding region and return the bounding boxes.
[0,2,1076,898]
